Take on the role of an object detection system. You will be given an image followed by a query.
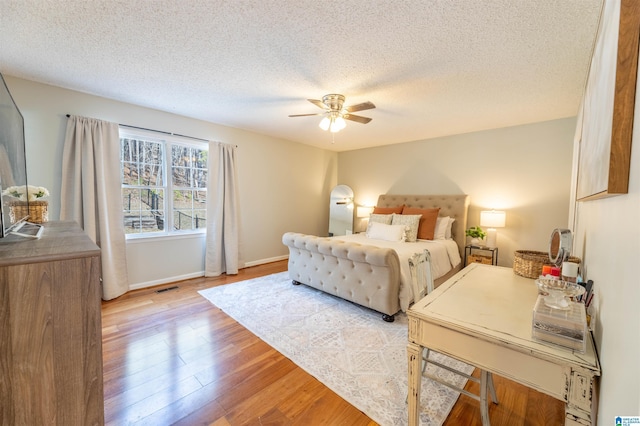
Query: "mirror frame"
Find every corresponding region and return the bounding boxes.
[328,184,354,236]
[549,228,573,266]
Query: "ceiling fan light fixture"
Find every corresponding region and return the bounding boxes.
[331,116,346,132]
[292,93,375,136]
[320,113,346,133]
[319,116,331,131]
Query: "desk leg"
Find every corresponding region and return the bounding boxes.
[407,342,422,426]
[565,370,598,425]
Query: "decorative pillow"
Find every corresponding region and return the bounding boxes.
[391,213,422,242]
[366,221,406,242]
[434,216,450,240]
[372,205,404,214]
[445,217,456,239]
[401,207,441,240]
[368,213,393,225]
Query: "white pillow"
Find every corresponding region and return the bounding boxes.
[434,216,449,240]
[434,216,456,240]
[391,213,421,242]
[366,221,406,242]
[445,217,456,239]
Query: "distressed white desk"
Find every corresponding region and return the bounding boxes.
[407,263,600,426]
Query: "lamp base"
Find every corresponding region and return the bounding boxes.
[486,228,497,248]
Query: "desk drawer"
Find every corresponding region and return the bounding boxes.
[408,318,566,401]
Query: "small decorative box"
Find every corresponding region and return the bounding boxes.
[532,295,587,353]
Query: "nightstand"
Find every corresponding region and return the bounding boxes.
[464,245,498,266]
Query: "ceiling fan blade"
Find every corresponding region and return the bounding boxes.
[344,114,372,124]
[288,113,324,117]
[345,101,375,113]
[307,99,330,110]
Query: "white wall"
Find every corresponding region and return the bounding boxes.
[4,76,337,287]
[338,118,577,267]
[572,138,640,422]
[570,0,640,420]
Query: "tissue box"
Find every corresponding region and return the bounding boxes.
[532,295,587,353]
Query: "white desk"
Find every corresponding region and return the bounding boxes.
[407,263,600,426]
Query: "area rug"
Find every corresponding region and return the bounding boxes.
[198,272,473,426]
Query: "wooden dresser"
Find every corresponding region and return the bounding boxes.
[0,221,104,425]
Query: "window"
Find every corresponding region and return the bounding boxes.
[120,129,208,237]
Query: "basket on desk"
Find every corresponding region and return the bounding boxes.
[7,200,49,224]
[513,250,580,279]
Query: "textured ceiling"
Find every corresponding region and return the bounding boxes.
[0,0,602,152]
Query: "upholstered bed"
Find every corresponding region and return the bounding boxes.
[282,194,470,321]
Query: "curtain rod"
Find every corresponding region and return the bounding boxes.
[65,114,213,144]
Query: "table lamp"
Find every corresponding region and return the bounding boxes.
[356,206,374,218]
[480,210,506,248]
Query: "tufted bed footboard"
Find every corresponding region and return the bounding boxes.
[282,232,402,321]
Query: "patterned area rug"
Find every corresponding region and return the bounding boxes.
[198,272,473,426]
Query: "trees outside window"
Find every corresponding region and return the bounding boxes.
[120,130,207,237]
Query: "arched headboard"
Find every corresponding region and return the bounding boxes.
[376,194,470,258]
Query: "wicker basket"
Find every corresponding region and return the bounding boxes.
[513,250,580,279]
[468,253,493,265]
[7,200,49,224]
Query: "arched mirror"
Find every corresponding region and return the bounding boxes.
[549,228,573,266]
[328,184,354,236]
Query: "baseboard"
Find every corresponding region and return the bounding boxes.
[128,271,205,291]
[243,254,288,268]
[128,255,289,291]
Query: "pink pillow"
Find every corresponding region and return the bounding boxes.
[372,205,404,214]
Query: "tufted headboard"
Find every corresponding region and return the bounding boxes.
[376,194,470,257]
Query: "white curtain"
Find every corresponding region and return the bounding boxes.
[205,142,240,276]
[60,115,129,300]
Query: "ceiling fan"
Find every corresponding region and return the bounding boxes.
[289,94,375,133]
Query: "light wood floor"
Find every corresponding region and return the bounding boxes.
[101,260,564,425]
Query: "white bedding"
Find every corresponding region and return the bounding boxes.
[332,234,462,311]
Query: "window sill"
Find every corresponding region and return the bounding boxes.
[126,231,205,244]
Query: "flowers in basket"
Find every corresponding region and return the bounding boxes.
[2,185,50,224]
[2,185,50,201]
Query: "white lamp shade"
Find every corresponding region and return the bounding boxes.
[356,206,374,218]
[480,210,506,228]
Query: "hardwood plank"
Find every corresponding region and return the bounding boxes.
[106,376,203,425]
[525,385,565,425]
[169,398,227,426]
[221,365,313,424]
[443,369,564,426]
[102,260,565,425]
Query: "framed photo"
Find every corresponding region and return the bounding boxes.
[577,0,640,201]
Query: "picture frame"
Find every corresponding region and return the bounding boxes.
[577,0,640,201]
